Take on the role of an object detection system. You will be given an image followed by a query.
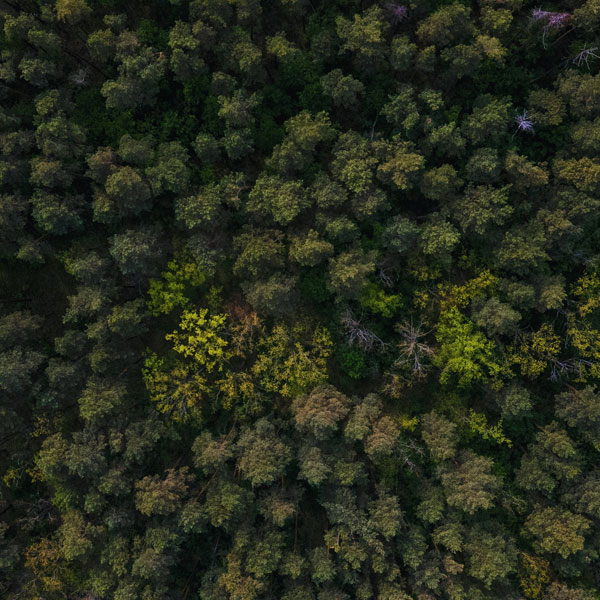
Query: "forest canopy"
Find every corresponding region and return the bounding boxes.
[2,0,600,599]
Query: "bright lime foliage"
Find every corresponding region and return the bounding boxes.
[142,353,208,422]
[166,309,230,373]
[572,270,600,317]
[438,269,498,311]
[147,259,205,316]
[510,323,561,378]
[252,324,332,398]
[360,282,403,318]
[434,307,502,387]
[467,410,512,447]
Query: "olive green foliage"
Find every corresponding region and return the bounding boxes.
[2,1,600,600]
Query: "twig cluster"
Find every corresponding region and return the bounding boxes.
[396,321,434,377]
[341,310,385,350]
[573,46,600,69]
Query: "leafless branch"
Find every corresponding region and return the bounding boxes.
[396,320,434,377]
[341,310,385,350]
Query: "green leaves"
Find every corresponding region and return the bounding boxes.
[166,309,230,372]
[434,307,501,387]
[525,506,590,559]
[147,259,205,316]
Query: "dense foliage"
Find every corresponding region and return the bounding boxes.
[2,0,600,598]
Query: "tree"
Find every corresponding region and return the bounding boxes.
[517,422,581,495]
[364,416,400,457]
[298,445,330,486]
[504,151,549,191]
[101,39,167,109]
[55,0,92,23]
[498,222,549,275]
[524,506,590,559]
[311,174,348,210]
[251,323,332,398]
[218,90,259,128]
[0,311,41,350]
[331,132,377,194]
[243,274,299,317]
[462,95,511,146]
[146,142,190,195]
[374,140,425,191]
[390,36,417,71]
[472,297,520,336]
[248,175,309,225]
[143,354,208,422]
[381,86,419,135]
[421,411,458,461]
[59,510,96,561]
[544,582,597,600]
[320,215,360,244]
[168,20,212,81]
[433,307,501,387]
[236,419,292,487]
[328,249,376,299]
[233,228,285,278]
[557,71,600,118]
[555,387,600,449]
[31,190,83,234]
[420,164,462,201]
[383,216,419,254]
[439,450,499,514]
[109,227,165,277]
[554,157,600,194]
[78,377,126,424]
[528,89,565,127]
[368,492,402,540]
[0,348,45,395]
[135,468,191,516]
[289,230,334,267]
[320,69,364,110]
[420,218,460,260]
[497,383,532,417]
[464,528,517,588]
[147,258,205,315]
[292,385,350,440]
[100,165,152,221]
[424,121,466,158]
[268,111,335,175]
[336,6,388,65]
[166,309,230,372]
[465,148,500,184]
[416,3,473,48]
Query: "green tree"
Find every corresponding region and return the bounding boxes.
[243,274,299,317]
[555,387,600,450]
[524,506,590,559]
[248,175,309,225]
[440,450,499,514]
[416,3,473,48]
[110,227,164,276]
[236,419,292,487]
[336,6,388,65]
[320,69,364,110]
[135,468,191,516]
[464,528,517,588]
[292,385,350,440]
[328,249,376,299]
[421,411,458,461]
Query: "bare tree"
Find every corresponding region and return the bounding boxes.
[396,320,434,378]
[341,310,385,350]
[549,357,594,382]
